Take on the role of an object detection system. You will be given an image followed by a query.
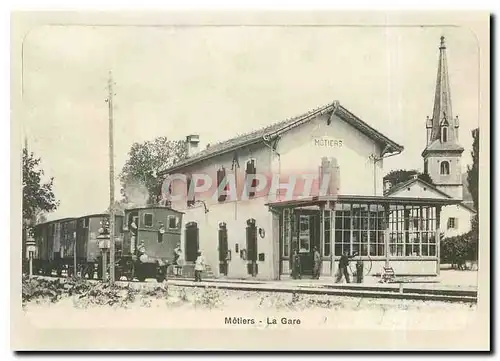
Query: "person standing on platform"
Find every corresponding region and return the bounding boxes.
[291,249,302,280]
[129,218,138,254]
[173,243,183,277]
[355,256,364,283]
[312,246,321,279]
[194,251,205,282]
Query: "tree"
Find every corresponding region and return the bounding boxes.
[467,128,479,212]
[119,137,188,205]
[22,148,59,226]
[383,169,434,189]
[466,128,479,262]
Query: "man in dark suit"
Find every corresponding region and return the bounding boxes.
[335,251,356,283]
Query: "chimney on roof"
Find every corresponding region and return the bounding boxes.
[186,134,200,157]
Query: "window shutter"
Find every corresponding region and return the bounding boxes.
[218,167,227,202]
[246,160,257,198]
[187,175,195,207]
[246,219,257,262]
[218,224,228,262]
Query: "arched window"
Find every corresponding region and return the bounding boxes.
[441,126,448,142]
[440,161,450,175]
[185,222,199,262]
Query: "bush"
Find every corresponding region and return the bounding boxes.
[193,287,224,309]
[440,231,477,269]
[22,277,229,310]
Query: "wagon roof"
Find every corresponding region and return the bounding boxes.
[78,213,125,219]
[124,205,184,214]
[34,217,77,227]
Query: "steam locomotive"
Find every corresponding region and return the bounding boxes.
[25,206,184,282]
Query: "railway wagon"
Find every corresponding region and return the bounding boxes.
[59,218,78,276]
[121,206,183,281]
[29,218,77,276]
[76,213,124,279]
[31,221,51,275]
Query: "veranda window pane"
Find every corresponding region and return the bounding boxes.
[378,244,385,256]
[389,244,396,256]
[335,243,342,256]
[422,244,429,256]
[343,216,351,229]
[361,243,368,256]
[369,243,376,256]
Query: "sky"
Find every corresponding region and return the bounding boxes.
[21,24,480,221]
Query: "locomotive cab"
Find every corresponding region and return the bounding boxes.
[122,206,183,282]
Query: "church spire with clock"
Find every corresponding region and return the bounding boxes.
[422,36,465,200]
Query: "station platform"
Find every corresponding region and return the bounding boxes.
[164,268,478,294]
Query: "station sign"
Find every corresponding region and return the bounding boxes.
[312,136,343,148]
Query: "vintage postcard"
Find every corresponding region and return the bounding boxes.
[11,11,490,351]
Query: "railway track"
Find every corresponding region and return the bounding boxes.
[26,274,478,304]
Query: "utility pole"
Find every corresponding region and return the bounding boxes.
[107,70,116,285]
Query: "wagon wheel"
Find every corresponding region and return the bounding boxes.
[137,271,146,283]
[364,255,373,276]
[122,259,135,281]
[83,264,93,279]
[156,264,167,283]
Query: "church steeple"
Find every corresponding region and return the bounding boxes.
[422,36,464,201]
[428,36,459,144]
[424,36,464,152]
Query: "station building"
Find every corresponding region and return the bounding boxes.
[158,37,472,280]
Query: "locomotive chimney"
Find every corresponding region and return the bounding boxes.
[186,134,200,157]
[383,179,393,193]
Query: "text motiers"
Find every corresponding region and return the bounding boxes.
[225,317,301,325]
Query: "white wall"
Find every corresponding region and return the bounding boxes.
[168,143,276,279]
[179,198,275,280]
[440,204,474,238]
[275,112,385,197]
[425,154,463,200]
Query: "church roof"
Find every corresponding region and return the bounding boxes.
[422,36,465,157]
[422,138,465,156]
[159,101,404,174]
[429,36,457,143]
